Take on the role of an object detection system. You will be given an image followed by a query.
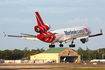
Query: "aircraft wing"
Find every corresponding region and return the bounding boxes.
[65,36,89,43]
[2,31,39,40]
[8,35,39,40]
[89,29,103,37]
[20,33,38,40]
[65,29,103,43]
[75,29,103,39]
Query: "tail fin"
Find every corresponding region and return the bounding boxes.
[35,12,44,26]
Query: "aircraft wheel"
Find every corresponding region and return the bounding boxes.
[49,44,55,48]
[69,44,75,47]
[69,44,72,47]
[49,45,52,48]
[60,44,63,47]
[72,44,75,47]
[52,45,55,48]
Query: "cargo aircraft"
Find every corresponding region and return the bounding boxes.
[2,12,103,48]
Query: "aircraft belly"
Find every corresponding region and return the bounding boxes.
[51,34,64,43]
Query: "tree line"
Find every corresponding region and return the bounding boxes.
[0,47,105,60]
[76,47,105,60]
[0,47,45,60]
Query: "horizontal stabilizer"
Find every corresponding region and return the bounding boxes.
[20,33,37,37]
[42,33,57,37]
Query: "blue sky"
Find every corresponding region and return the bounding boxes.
[0,0,105,50]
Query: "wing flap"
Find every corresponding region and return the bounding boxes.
[21,37,39,40]
[75,36,89,40]
[64,36,88,43]
[8,35,39,40]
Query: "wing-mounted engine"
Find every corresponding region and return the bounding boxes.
[34,24,51,33]
[80,38,88,44]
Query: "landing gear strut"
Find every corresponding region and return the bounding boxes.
[69,41,75,47]
[49,44,55,48]
[59,42,63,47]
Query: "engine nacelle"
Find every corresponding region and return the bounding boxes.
[34,24,51,33]
[80,38,88,44]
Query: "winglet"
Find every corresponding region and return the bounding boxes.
[2,30,6,37]
[100,29,103,35]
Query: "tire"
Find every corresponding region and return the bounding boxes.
[69,44,75,47]
[49,45,55,48]
[60,44,63,47]
[69,45,72,47]
[49,45,52,48]
[72,44,75,47]
[52,45,55,48]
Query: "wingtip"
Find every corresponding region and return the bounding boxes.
[100,29,103,35]
[1,30,6,37]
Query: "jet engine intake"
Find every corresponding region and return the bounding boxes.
[80,38,88,44]
[34,24,50,33]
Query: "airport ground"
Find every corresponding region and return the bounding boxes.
[0,63,105,70]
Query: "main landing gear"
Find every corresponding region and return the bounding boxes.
[59,43,63,47]
[49,43,63,48]
[49,41,75,48]
[49,44,55,48]
[69,41,75,47]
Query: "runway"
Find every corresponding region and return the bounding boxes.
[0,64,105,69]
[0,66,67,69]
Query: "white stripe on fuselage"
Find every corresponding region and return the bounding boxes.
[51,26,91,43]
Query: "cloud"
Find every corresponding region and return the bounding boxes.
[0,17,35,24]
[66,18,89,26]
[93,18,102,24]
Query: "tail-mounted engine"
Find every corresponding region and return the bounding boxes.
[80,38,88,44]
[34,24,51,33]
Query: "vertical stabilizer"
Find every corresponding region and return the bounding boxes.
[35,12,44,26]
